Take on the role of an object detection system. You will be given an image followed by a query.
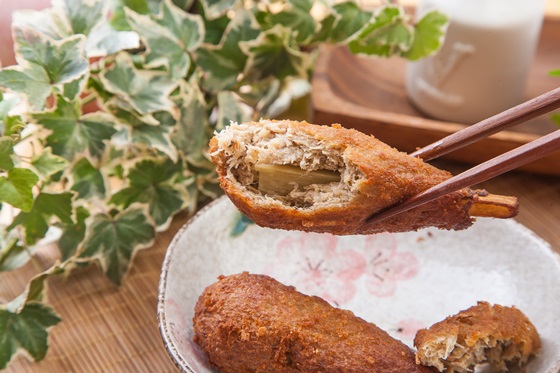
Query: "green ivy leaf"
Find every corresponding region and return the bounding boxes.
[403,10,448,61]
[125,0,204,79]
[0,137,15,171]
[13,1,139,58]
[171,84,210,166]
[1,116,26,139]
[196,9,261,92]
[312,2,372,44]
[85,23,141,58]
[31,148,69,180]
[193,166,222,199]
[268,0,316,44]
[241,25,311,82]
[100,53,179,114]
[57,0,106,35]
[230,212,254,237]
[110,0,155,30]
[61,74,89,102]
[17,262,68,307]
[11,7,71,40]
[7,193,74,245]
[0,303,61,369]
[550,70,560,77]
[202,13,230,45]
[32,95,117,161]
[216,91,251,131]
[348,6,413,57]
[13,28,88,87]
[79,206,156,285]
[199,0,239,20]
[0,64,52,110]
[0,234,29,271]
[107,100,178,161]
[58,206,89,261]
[0,168,39,212]
[69,158,106,199]
[0,95,20,124]
[110,158,184,228]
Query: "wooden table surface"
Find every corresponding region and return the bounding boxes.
[2,1,560,372]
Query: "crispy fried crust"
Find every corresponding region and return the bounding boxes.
[193,272,437,373]
[414,301,541,373]
[209,119,480,235]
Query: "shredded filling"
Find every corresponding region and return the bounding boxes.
[214,121,366,209]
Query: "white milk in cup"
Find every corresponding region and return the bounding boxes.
[406,0,546,124]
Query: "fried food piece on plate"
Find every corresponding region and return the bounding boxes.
[209,119,518,235]
[414,301,541,373]
[193,272,437,373]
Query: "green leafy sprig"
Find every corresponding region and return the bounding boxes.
[0,0,447,367]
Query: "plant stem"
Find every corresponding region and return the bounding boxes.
[81,93,97,106]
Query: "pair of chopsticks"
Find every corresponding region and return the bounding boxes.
[366,86,560,224]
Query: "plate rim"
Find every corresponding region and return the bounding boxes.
[157,198,223,373]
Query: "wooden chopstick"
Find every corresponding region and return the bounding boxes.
[410,87,560,161]
[366,129,560,224]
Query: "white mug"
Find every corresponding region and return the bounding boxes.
[406,0,546,124]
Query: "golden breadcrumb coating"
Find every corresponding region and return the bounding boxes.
[414,301,541,372]
[209,119,483,235]
[193,272,437,373]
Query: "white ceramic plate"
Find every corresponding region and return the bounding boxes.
[158,196,560,373]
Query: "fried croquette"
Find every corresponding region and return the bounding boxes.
[209,120,517,235]
[193,272,437,373]
[414,301,541,372]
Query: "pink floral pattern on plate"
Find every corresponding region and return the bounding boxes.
[362,233,419,297]
[265,231,419,305]
[266,232,366,305]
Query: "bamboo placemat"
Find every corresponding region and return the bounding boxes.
[1,215,188,373]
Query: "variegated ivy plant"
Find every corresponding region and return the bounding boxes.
[0,0,447,367]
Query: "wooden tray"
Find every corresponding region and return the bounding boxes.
[311,16,560,176]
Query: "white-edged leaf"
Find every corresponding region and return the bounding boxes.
[171,84,210,166]
[12,8,71,40]
[79,205,156,285]
[100,53,179,114]
[0,232,30,271]
[0,168,39,212]
[13,28,88,86]
[404,10,448,60]
[216,91,251,131]
[196,9,261,92]
[58,205,89,260]
[125,0,204,79]
[240,24,311,82]
[0,137,15,171]
[30,147,69,180]
[268,0,316,44]
[110,158,184,228]
[7,192,73,245]
[0,302,61,369]
[312,2,373,44]
[0,63,51,110]
[53,0,106,35]
[348,5,414,57]
[85,23,141,57]
[69,157,106,199]
[199,0,239,20]
[32,96,117,161]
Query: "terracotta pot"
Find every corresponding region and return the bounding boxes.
[0,0,51,67]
